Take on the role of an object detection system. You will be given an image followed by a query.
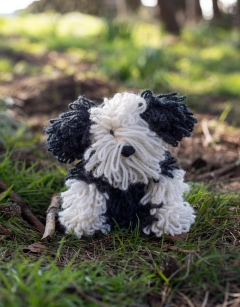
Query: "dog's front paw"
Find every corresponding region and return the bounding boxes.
[58,179,110,238]
[143,201,195,237]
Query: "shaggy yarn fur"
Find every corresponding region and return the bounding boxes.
[46,90,197,238]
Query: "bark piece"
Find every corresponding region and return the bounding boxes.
[165,233,189,242]
[196,163,237,181]
[23,242,46,253]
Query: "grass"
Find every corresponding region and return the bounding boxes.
[0,151,239,306]
[0,98,40,150]
[0,14,240,95]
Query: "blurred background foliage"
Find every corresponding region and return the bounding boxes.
[0,0,240,140]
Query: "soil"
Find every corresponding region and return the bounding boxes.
[175,114,240,191]
[2,75,115,115]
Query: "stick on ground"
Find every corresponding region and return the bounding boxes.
[0,180,45,233]
[196,163,237,181]
[42,194,61,240]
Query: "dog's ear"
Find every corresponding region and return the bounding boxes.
[45,96,96,163]
[140,90,197,147]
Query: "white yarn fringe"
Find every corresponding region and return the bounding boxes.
[85,92,165,190]
[141,169,195,236]
[58,179,110,238]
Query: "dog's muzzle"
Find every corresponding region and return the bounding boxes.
[121,145,135,157]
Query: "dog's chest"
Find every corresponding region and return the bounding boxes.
[66,163,158,231]
[104,183,157,231]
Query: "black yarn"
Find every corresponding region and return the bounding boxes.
[66,160,111,195]
[45,96,96,164]
[160,151,179,179]
[140,90,197,147]
[105,183,161,232]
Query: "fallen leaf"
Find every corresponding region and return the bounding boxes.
[165,233,189,242]
[23,242,46,253]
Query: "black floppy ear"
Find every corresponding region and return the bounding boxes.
[140,90,197,147]
[45,96,96,163]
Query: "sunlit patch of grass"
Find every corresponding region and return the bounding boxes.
[1,14,240,98]
[0,58,13,81]
[165,70,240,97]
[67,47,97,62]
[0,13,105,53]
[0,58,13,73]
[9,38,47,55]
[0,13,104,39]
[132,22,163,48]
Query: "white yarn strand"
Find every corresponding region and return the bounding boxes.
[58,179,110,238]
[141,169,195,237]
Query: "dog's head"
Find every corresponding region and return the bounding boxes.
[46,91,197,190]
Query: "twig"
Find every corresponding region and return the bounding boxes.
[176,254,193,281]
[201,291,209,307]
[159,286,172,307]
[222,282,230,307]
[42,194,61,240]
[176,291,195,307]
[201,119,213,147]
[71,281,109,307]
[196,163,237,181]
[0,180,45,233]
[164,245,200,254]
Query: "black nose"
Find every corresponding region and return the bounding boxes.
[121,145,135,157]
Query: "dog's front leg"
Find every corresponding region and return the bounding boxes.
[58,179,110,238]
[141,170,196,237]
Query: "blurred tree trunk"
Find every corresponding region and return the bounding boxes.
[158,0,180,34]
[127,0,141,11]
[212,0,222,19]
[195,0,202,19]
[237,0,240,47]
[237,0,240,27]
[112,0,127,16]
[186,0,202,25]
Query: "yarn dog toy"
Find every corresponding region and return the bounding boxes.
[46,90,197,238]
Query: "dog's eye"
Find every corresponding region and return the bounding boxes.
[110,129,115,136]
[138,103,143,107]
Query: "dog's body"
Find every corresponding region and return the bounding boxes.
[46,90,197,238]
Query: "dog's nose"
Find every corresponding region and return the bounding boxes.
[121,145,135,157]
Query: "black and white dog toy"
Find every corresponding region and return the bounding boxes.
[46,90,197,238]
